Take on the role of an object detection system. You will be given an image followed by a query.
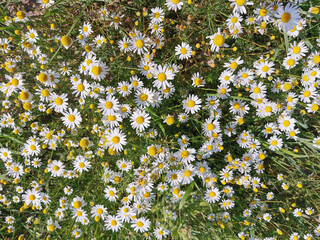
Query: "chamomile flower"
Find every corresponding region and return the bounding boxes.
[89,60,109,81]
[79,22,93,37]
[175,42,192,60]
[130,109,151,132]
[132,32,150,55]
[8,162,24,179]
[73,155,91,173]
[131,217,151,233]
[22,189,41,207]
[152,65,175,90]
[49,93,68,113]
[288,41,308,60]
[37,0,54,8]
[105,215,122,232]
[165,0,183,12]
[26,29,39,44]
[91,205,108,221]
[275,3,301,32]
[205,187,221,203]
[183,94,202,114]
[255,60,275,78]
[230,0,253,14]
[118,37,132,53]
[106,128,127,152]
[98,95,120,116]
[206,28,228,52]
[268,136,283,151]
[150,7,165,24]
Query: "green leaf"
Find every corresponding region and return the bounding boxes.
[179,182,194,210]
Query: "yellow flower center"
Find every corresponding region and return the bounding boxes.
[180,47,187,54]
[112,136,120,144]
[55,98,63,105]
[158,73,167,82]
[11,78,19,86]
[91,66,102,76]
[136,116,144,124]
[61,36,72,46]
[213,35,224,46]
[187,100,195,108]
[281,12,291,23]
[77,84,84,92]
[105,101,113,109]
[136,39,144,48]
[287,59,295,66]
[137,222,144,227]
[140,94,148,101]
[230,62,237,69]
[29,194,35,201]
[13,166,19,172]
[253,87,260,94]
[111,220,117,226]
[236,0,246,6]
[259,9,267,17]
[184,170,191,177]
[181,150,189,158]
[262,66,269,72]
[209,191,216,197]
[80,138,89,148]
[74,201,82,209]
[41,89,50,97]
[304,91,311,97]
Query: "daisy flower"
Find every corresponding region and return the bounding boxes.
[73,156,91,173]
[104,186,118,202]
[131,217,151,233]
[71,80,90,99]
[175,42,192,60]
[132,32,150,55]
[117,81,132,97]
[89,60,109,81]
[255,60,275,78]
[152,65,175,90]
[48,160,65,177]
[99,7,109,19]
[288,41,308,60]
[205,187,221,203]
[268,136,283,151]
[110,13,123,29]
[206,28,228,52]
[106,128,127,152]
[79,22,93,37]
[275,3,301,32]
[224,57,243,72]
[191,72,205,87]
[165,0,183,12]
[37,0,54,8]
[105,215,122,232]
[118,37,132,53]
[26,29,39,44]
[150,7,165,24]
[130,109,151,132]
[183,94,202,114]
[7,162,24,179]
[98,95,120,116]
[229,0,253,14]
[15,11,29,23]
[49,93,68,113]
[135,87,155,107]
[22,189,41,207]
